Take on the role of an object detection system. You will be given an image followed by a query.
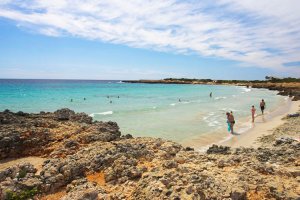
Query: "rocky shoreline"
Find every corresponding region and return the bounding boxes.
[123,79,300,101]
[1,108,300,199]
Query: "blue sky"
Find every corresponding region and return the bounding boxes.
[0,0,300,80]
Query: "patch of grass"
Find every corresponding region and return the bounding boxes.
[5,188,38,200]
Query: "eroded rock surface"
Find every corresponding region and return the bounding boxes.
[0,109,299,199]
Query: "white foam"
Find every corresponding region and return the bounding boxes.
[182,101,190,104]
[220,108,237,112]
[242,87,251,92]
[235,123,253,134]
[152,106,157,109]
[170,103,176,106]
[89,111,113,117]
[208,120,221,127]
[214,96,227,100]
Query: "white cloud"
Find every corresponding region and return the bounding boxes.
[0,0,300,75]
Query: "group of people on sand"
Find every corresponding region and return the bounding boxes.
[226,99,266,134]
[251,99,266,122]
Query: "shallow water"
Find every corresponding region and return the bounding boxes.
[0,79,286,144]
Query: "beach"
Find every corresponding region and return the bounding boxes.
[222,98,300,148]
[1,80,300,199]
[179,97,299,151]
[1,107,300,199]
[0,79,287,145]
[1,0,299,198]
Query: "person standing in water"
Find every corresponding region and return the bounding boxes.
[260,99,266,115]
[210,92,212,98]
[226,112,231,132]
[228,111,235,134]
[251,105,256,122]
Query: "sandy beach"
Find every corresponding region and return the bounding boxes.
[222,98,300,148]
[181,97,300,151]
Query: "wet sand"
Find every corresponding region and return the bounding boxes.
[182,97,300,151]
[222,99,300,148]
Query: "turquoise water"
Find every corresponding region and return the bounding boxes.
[0,79,286,144]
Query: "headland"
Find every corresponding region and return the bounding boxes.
[123,77,300,101]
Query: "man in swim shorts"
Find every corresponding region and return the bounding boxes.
[228,111,235,134]
[260,99,266,115]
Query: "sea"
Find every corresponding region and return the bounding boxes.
[0,79,288,148]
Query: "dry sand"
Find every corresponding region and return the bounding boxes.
[0,157,45,174]
[222,98,300,148]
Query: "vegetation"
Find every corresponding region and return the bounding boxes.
[163,77,300,84]
[164,78,213,82]
[265,76,300,83]
[17,169,27,179]
[5,188,38,200]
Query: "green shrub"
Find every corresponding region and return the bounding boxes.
[5,188,38,200]
[17,170,27,179]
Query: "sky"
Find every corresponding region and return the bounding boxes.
[0,0,300,80]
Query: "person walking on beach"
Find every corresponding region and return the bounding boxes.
[251,105,256,122]
[260,99,266,115]
[228,111,235,134]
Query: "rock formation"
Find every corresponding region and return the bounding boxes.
[0,109,299,199]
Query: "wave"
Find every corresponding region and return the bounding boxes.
[203,112,222,127]
[242,87,251,92]
[170,103,176,106]
[181,101,190,104]
[214,96,227,100]
[89,111,113,117]
[208,120,221,127]
[220,108,237,112]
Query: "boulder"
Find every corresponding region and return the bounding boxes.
[54,108,75,120]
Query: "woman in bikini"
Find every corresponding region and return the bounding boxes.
[251,105,256,122]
